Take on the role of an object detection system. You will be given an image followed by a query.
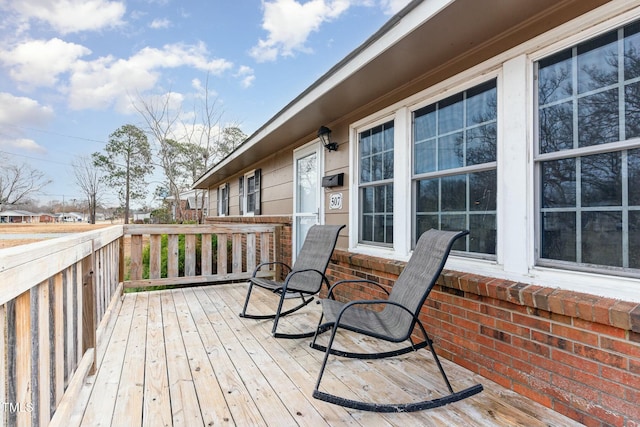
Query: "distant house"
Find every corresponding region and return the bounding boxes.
[39,213,56,223]
[165,189,208,222]
[193,1,640,425]
[57,212,84,222]
[0,210,39,223]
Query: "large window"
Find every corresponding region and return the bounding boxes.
[359,121,394,245]
[412,79,497,255]
[536,21,640,271]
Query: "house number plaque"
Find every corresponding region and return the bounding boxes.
[329,193,343,210]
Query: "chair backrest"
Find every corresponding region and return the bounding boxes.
[287,224,345,292]
[387,229,468,326]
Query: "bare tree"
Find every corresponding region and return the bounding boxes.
[72,155,106,224]
[0,152,51,208]
[132,91,189,220]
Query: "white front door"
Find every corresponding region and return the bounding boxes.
[293,143,322,259]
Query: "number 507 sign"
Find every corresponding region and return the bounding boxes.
[329,193,343,210]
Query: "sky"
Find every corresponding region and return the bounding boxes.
[0,0,411,209]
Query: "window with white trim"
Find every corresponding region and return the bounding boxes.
[358,121,394,245]
[239,169,261,215]
[412,79,498,256]
[218,183,229,216]
[535,20,640,273]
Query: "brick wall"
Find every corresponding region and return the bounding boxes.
[328,249,640,427]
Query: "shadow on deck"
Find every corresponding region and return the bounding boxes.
[64,283,581,426]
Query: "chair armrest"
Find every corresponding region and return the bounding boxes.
[327,279,390,299]
[336,299,417,323]
[252,261,292,277]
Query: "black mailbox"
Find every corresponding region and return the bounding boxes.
[321,173,344,188]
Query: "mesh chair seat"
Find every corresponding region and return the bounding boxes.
[310,229,484,412]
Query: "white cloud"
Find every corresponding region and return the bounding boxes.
[0,38,91,89]
[0,93,54,125]
[1,0,126,34]
[250,0,351,62]
[149,18,171,29]
[0,93,53,153]
[63,42,232,111]
[236,66,255,88]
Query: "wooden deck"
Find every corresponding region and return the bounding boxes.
[64,283,582,427]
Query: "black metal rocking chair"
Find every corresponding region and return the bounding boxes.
[239,224,345,339]
[310,229,483,412]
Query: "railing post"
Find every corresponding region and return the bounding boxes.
[118,236,125,289]
[82,242,96,375]
[274,225,283,280]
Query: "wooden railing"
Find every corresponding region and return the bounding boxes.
[0,223,281,426]
[0,226,123,427]
[123,224,281,289]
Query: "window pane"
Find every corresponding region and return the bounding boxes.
[541,212,576,262]
[469,214,496,254]
[414,140,436,174]
[538,49,573,104]
[416,178,438,212]
[467,123,497,165]
[362,187,373,213]
[361,215,373,241]
[361,157,371,183]
[438,93,464,134]
[577,31,617,93]
[414,105,436,141]
[441,175,466,211]
[581,152,621,207]
[438,132,464,170]
[578,89,619,147]
[625,81,640,139]
[470,170,496,211]
[466,81,497,125]
[539,102,573,154]
[630,148,640,205]
[582,211,622,267]
[624,22,640,80]
[631,211,640,268]
[542,159,576,208]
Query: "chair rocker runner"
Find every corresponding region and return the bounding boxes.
[310,229,483,412]
[239,224,345,339]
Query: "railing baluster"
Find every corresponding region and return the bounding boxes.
[168,234,179,278]
[201,233,212,275]
[232,233,242,274]
[185,234,196,277]
[217,233,228,275]
[149,235,162,279]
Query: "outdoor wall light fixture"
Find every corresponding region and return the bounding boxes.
[317,126,338,151]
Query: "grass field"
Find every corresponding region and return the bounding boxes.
[0,222,116,249]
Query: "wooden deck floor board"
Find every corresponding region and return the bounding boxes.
[69,283,583,427]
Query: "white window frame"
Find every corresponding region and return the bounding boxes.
[218,183,229,217]
[240,169,260,216]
